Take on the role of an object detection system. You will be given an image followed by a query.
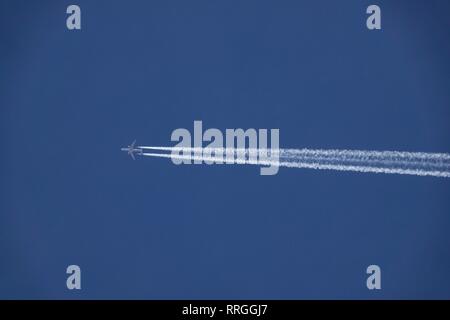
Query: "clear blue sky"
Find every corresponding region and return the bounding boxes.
[1,0,450,299]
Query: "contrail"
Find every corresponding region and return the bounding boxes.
[139,146,450,178]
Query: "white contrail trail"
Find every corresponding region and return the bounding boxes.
[139,146,450,160]
[139,146,450,178]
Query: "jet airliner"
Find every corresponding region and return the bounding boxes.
[121,140,143,160]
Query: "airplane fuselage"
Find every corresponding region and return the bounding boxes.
[121,140,143,159]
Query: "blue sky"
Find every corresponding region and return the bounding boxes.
[1,0,450,299]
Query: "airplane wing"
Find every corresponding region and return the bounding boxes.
[131,152,136,160]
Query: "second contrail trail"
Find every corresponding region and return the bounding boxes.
[138,146,450,178]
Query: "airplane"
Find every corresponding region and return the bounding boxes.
[121,140,143,160]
